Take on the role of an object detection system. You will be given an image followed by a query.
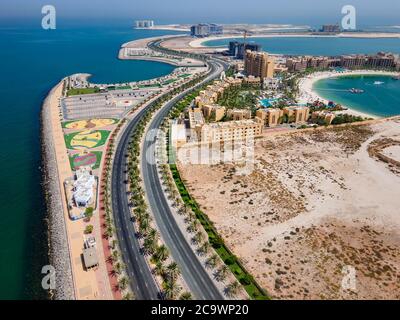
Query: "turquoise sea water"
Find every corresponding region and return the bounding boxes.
[204,36,400,55]
[0,21,181,299]
[313,75,400,117]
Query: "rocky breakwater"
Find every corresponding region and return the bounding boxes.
[40,80,75,300]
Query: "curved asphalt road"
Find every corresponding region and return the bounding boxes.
[112,48,227,299]
[141,60,227,299]
[112,103,161,300]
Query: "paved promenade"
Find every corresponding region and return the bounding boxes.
[45,80,113,299]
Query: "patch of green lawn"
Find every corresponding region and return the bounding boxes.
[64,130,110,150]
[67,87,100,96]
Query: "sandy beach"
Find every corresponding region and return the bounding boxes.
[297,70,400,119]
[189,32,400,48]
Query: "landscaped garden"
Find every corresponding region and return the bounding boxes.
[217,85,261,117]
[64,130,111,150]
[69,151,103,170]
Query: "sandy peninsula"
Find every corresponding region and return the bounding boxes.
[189,32,400,48]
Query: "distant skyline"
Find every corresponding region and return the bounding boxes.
[1,0,400,27]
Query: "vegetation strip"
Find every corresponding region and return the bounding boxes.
[165,89,270,300]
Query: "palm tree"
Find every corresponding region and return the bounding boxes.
[143,237,157,255]
[111,239,118,250]
[114,261,124,275]
[186,210,196,222]
[154,244,169,262]
[226,280,240,297]
[122,292,133,300]
[154,261,165,277]
[216,265,229,281]
[166,262,181,281]
[139,216,151,235]
[192,231,205,244]
[187,220,198,233]
[200,241,211,254]
[179,292,192,300]
[163,280,181,300]
[206,254,219,269]
[118,277,129,291]
[148,228,158,242]
[105,226,114,238]
[111,250,119,262]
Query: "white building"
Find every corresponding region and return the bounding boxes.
[73,167,95,207]
[135,20,154,28]
[171,122,187,148]
[263,77,282,90]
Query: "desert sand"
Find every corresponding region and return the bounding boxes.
[178,118,400,299]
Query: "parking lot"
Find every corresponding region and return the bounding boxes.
[61,89,159,120]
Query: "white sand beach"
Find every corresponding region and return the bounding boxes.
[189,32,400,48]
[297,70,400,119]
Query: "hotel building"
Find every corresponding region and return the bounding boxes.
[283,106,310,123]
[256,106,310,127]
[200,120,263,143]
[286,56,340,72]
[227,109,252,121]
[190,23,223,37]
[171,122,187,148]
[311,111,336,125]
[256,108,283,127]
[188,108,206,140]
[135,20,154,28]
[202,104,226,121]
[244,50,275,79]
[320,24,341,33]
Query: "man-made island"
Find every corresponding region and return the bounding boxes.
[42,26,400,300]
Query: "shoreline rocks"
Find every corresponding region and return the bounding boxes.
[40,81,75,300]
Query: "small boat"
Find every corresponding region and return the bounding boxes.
[349,88,365,94]
[374,81,384,85]
[393,75,400,80]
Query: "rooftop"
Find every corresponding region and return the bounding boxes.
[83,247,99,270]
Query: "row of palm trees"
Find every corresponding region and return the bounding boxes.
[99,52,213,300]
[155,96,245,299]
[122,74,211,300]
[127,115,189,300]
[152,42,248,299]
[100,118,136,300]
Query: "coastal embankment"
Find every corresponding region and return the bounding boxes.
[41,80,75,300]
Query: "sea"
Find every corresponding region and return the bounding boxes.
[0,19,181,300]
[204,36,400,56]
[0,20,399,299]
[205,36,400,117]
[313,75,400,117]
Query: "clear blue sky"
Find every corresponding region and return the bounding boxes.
[1,0,399,26]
